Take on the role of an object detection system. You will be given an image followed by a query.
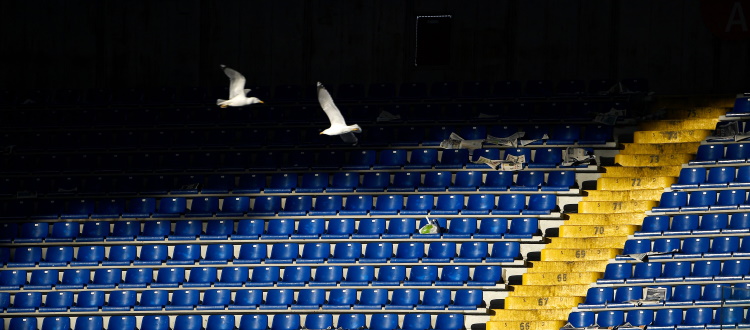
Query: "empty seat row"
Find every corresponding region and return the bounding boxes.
[652,190,750,213]
[599,260,750,284]
[0,122,613,151]
[1,148,594,178]
[0,170,578,198]
[637,213,750,236]
[0,241,521,268]
[2,313,467,330]
[673,166,750,189]
[0,288,484,312]
[0,193,558,219]
[691,143,750,165]
[580,283,750,309]
[569,307,750,329]
[0,265,502,290]
[0,217,536,242]
[621,236,750,260]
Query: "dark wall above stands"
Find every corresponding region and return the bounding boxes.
[1,0,748,94]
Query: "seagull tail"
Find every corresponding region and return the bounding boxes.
[216,99,227,105]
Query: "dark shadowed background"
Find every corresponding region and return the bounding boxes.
[1,0,749,94]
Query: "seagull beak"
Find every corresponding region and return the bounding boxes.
[259,100,264,103]
[319,132,325,135]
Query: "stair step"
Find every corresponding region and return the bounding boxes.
[540,248,619,261]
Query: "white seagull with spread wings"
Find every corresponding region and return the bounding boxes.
[317,82,362,144]
[216,64,264,108]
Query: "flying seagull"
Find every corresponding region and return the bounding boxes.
[216,64,264,108]
[317,82,362,144]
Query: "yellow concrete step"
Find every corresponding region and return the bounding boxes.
[565,212,648,226]
[664,106,730,118]
[597,176,676,190]
[614,153,694,166]
[633,130,711,143]
[602,166,682,177]
[540,248,619,262]
[487,320,566,330]
[620,142,701,155]
[526,260,610,273]
[509,284,592,297]
[583,189,665,202]
[490,308,574,321]
[505,296,585,309]
[558,224,637,238]
[639,119,720,131]
[548,237,629,249]
[578,200,658,213]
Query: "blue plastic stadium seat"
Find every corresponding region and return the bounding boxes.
[251,196,282,216]
[330,242,361,262]
[164,289,199,311]
[580,287,614,308]
[464,194,496,215]
[173,315,202,330]
[387,288,420,309]
[451,171,482,191]
[525,194,556,214]
[371,194,403,215]
[492,194,526,215]
[8,247,41,267]
[361,242,393,263]
[375,149,407,169]
[424,242,456,263]
[691,260,722,281]
[267,243,298,264]
[9,291,42,313]
[374,266,406,286]
[599,263,632,284]
[652,191,688,212]
[322,172,356,193]
[434,194,465,215]
[235,174,264,194]
[304,314,333,330]
[344,150,376,170]
[487,242,520,262]
[394,242,425,263]
[673,167,707,189]
[245,266,278,287]
[506,217,538,238]
[310,266,343,286]
[438,149,469,169]
[221,197,250,216]
[667,284,701,306]
[435,314,464,330]
[138,220,170,241]
[140,315,171,330]
[309,195,344,216]
[389,171,420,192]
[279,195,312,216]
[299,243,330,263]
[340,195,373,215]
[42,316,71,330]
[438,265,470,286]
[543,170,576,191]
[407,149,438,169]
[630,262,661,283]
[28,269,58,290]
[354,218,386,239]
[692,144,724,165]
[359,172,389,192]
[264,219,295,239]
[722,143,750,163]
[324,288,357,309]
[419,171,451,192]
[293,218,326,238]
[455,241,489,263]
[71,291,105,312]
[229,289,263,310]
[402,195,434,215]
[123,197,156,218]
[384,218,416,238]
[277,266,311,287]
[41,246,73,267]
[444,217,477,238]
[40,291,73,312]
[355,288,388,309]
[103,290,136,311]
[189,197,220,217]
[323,218,355,239]
[450,289,483,310]
[475,218,507,239]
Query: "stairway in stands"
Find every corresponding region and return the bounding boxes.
[487,96,733,330]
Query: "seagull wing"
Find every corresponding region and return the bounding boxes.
[317,82,347,126]
[221,65,247,99]
[340,132,358,145]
